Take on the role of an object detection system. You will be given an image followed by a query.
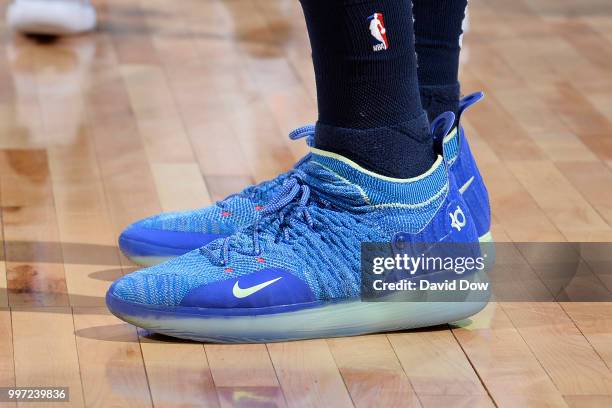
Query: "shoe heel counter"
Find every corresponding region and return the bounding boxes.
[391,180,481,280]
[392,176,478,244]
[455,127,491,237]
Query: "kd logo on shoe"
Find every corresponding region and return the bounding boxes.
[368,12,389,51]
[449,206,467,231]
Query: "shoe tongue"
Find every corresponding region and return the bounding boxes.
[241,154,314,204]
[300,159,371,209]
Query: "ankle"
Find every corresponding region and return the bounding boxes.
[419,83,461,123]
[313,112,436,179]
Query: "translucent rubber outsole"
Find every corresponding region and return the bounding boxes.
[107,267,491,343]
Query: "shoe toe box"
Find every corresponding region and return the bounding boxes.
[118,209,238,258]
[107,249,220,307]
[119,222,227,258]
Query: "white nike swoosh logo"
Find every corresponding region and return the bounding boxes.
[232,277,283,299]
[459,176,475,194]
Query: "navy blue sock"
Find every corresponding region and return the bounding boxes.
[300,0,435,179]
[413,0,467,122]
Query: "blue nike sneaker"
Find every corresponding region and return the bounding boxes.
[118,93,491,267]
[106,113,490,343]
[118,127,315,266]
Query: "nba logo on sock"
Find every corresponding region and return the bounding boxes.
[368,13,389,51]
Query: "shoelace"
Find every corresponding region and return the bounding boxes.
[201,172,318,266]
[216,125,315,210]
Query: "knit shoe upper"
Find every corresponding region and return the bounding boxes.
[108,128,480,311]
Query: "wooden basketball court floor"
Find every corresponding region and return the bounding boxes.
[1,0,612,406]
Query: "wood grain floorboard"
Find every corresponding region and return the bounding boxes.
[0,149,70,307]
[327,335,422,408]
[206,344,287,407]
[11,308,85,407]
[267,340,354,408]
[0,309,15,408]
[452,303,569,407]
[73,308,152,408]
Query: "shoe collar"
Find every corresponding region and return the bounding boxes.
[309,148,448,208]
